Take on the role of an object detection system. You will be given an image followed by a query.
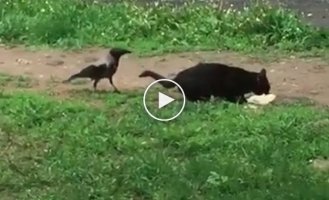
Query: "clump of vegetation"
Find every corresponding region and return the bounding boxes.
[0,73,35,88]
[0,91,328,199]
[0,0,328,54]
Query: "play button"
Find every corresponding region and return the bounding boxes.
[143,79,186,122]
[158,92,175,109]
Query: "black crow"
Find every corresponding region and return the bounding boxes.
[63,47,132,92]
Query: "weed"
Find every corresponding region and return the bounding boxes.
[0,73,35,88]
[0,73,14,86]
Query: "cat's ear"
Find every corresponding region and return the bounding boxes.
[257,68,267,83]
[259,68,266,77]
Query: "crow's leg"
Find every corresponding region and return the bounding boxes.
[93,79,100,91]
[109,76,120,93]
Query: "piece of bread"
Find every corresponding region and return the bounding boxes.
[247,94,276,105]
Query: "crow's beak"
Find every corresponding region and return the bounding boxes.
[122,49,132,55]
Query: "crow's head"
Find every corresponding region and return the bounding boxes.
[109,47,132,59]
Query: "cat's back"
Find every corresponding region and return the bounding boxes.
[174,62,253,92]
[175,62,233,80]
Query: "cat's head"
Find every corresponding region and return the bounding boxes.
[253,68,271,95]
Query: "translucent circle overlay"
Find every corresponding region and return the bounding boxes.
[143,79,186,122]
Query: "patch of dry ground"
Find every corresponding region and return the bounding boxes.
[0,46,328,105]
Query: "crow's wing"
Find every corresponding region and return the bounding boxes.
[78,64,107,78]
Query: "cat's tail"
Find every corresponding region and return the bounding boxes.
[139,70,176,88]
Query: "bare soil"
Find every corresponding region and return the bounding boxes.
[0,46,329,105]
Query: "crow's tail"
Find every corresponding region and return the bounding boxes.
[62,65,97,83]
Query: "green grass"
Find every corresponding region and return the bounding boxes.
[0,90,328,199]
[0,0,328,56]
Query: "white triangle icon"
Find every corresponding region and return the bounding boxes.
[158,92,175,109]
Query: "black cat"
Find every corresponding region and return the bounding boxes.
[139,62,271,103]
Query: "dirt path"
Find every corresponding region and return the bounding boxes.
[0,47,329,105]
